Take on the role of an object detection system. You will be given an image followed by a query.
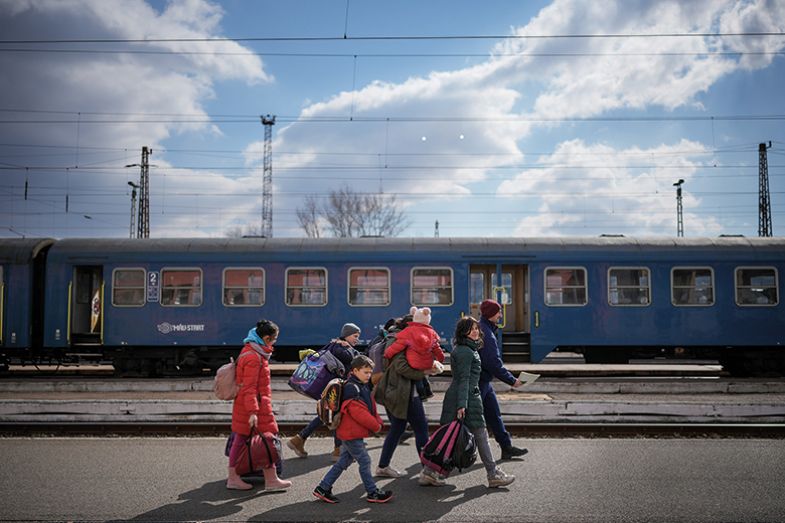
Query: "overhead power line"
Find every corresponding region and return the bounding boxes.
[1,114,784,124]
[1,31,783,45]
[0,47,782,59]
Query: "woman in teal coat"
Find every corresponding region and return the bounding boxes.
[437,317,515,489]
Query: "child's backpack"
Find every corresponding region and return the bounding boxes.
[316,377,345,430]
[213,351,258,400]
[317,378,362,430]
[420,419,476,477]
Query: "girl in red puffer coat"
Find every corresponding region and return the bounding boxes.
[227,319,291,491]
[384,306,445,371]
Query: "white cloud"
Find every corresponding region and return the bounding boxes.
[499,139,723,236]
[2,0,781,238]
[0,0,270,237]
[263,0,782,236]
[486,0,785,118]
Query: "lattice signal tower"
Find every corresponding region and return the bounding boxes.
[261,115,276,238]
[137,147,151,238]
[758,142,773,237]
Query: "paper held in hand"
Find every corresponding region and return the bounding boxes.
[515,371,540,387]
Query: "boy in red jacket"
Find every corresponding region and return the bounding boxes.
[313,355,393,504]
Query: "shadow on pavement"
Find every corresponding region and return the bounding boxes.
[106,478,288,522]
[251,463,506,522]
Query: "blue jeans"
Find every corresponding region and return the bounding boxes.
[299,415,341,448]
[479,380,512,449]
[378,395,429,468]
[319,439,377,494]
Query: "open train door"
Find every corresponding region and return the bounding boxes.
[469,264,530,362]
[70,266,103,347]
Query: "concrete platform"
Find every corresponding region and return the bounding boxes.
[1,376,784,425]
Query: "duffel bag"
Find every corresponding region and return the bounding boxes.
[234,429,282,476]
[288,350,341,400]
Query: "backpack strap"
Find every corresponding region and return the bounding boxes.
[236,349,262,389]
[260,431,275,468]
[435,421,460,454]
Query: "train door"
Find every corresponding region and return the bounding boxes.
[70,266,103,345]
[469,264,529,332]
[469,264,530,361]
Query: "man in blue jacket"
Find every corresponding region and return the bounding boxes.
[479,299,528,460]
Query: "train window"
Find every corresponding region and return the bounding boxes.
[111,268,146,307]
[608,267,651,306]
[671,267,714,306]
[223,268,265,307]
[411,267,454,306]
[544,267,587,306]
[735,267,778,306]
[286,267,327,307]
[348,267,390,307]
[470,272,484,304]
[160,268,203,307]
[491,272,513,305]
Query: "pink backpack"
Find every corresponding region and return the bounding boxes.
[213,351,258,400]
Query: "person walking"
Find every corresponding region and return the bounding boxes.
[313,355,393,504]
[373,314,435,479]
[226,319,292,491]
[287,323,361,461]
[424,316,514,488]
[478,300,528,460]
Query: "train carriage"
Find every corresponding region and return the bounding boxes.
[0,239,54,368]
[0,235,780,376]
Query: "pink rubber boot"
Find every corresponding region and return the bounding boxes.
[262,466,292,491]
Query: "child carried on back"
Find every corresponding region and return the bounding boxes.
[384,306,445,372]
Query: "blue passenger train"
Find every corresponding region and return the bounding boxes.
[1,237,783,376]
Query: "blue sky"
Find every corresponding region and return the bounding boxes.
[1,0,784,239]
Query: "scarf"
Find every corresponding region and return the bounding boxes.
[243,327,273,360]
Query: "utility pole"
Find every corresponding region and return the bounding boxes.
[128,181,139,238]
[758,142,773,237]
[261,115,276,238]
[674,179,684,237]
[137,146,151,238]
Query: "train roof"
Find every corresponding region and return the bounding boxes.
[0,238,55,263]
[46,236,785,256]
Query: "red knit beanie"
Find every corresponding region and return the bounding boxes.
[480,299,501,318]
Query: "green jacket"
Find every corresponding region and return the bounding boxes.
[439,339,485,429]
[374,351,427,420]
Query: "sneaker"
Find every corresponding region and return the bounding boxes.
[417,468,446,486]
[330,446,341,462]
[488,468,516,488]
[313,485,339,504]
[375,465,403,478]
[367,489,393,503]
[501,445,528,460]
[287,435,308,458]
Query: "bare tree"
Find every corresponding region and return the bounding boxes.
[297,186,409,238]
[295,195,322,238]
